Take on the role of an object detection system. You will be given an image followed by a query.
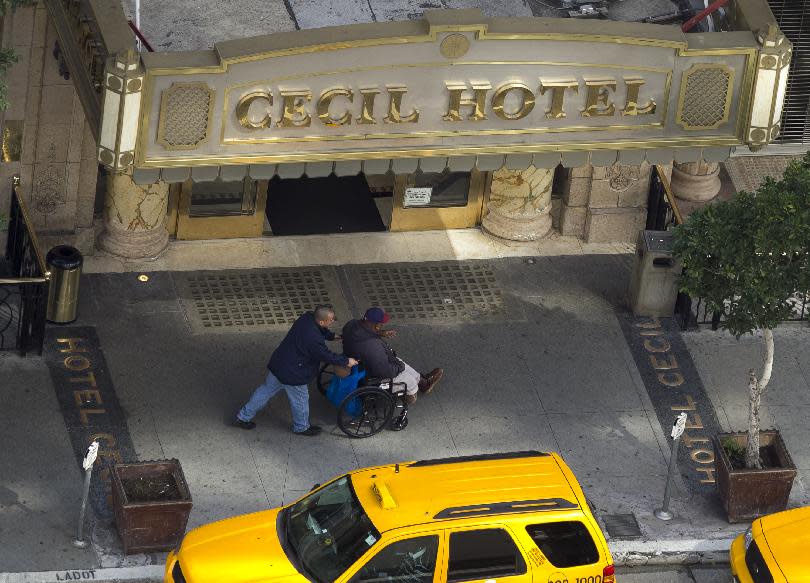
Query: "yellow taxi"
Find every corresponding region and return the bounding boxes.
[165,451,615,583]
[730,505,810,583]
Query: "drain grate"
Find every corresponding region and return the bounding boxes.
[174,269,347,333]
[602,513,642,539]
[351,263,512,323]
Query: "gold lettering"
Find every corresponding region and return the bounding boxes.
[538,79,579,119]
[581,80,616,117]
[639,329,664,336]
[57,338,87,353]
[491,82,535,121]
[686,413,704,430]
[690,448,715,464]
[79,408,106,425]
[356,87,381,125]
[277,90,312,128]
[671,395,696,411]
[657,371,684,386]
[643,337,671,352]
[442,82,490,122]
[682,433,710,448]
[64,355,90,371]
[70,371,97,387]
[74,389,103,407]
[236,91,273,129]
[696,466,716,483]
[316,87,353,127]
[621,78,656,116]
[90,432,116,448]
[384,85,419,124]
[650,353,679,370]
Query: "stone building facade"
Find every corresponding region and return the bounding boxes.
[1,3,98,253]
[0,2,795,261]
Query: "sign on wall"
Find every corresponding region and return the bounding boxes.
[132,10,766,170]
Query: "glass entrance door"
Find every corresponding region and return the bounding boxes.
[174,177,268,239]
[390,168,487,231]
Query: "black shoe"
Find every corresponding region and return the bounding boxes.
[235,419,256,430]
[294,425,322,436]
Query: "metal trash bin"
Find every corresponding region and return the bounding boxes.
[628,230,682,317]
[46,245,83,323]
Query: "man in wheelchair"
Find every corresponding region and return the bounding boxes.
[341,307,443,405]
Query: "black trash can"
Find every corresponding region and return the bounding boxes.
[46,245,83,323]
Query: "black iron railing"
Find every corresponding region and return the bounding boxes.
[689,290,809,330]
[646,166,696,330]
[1,177,50,356]
[646,165,683,231]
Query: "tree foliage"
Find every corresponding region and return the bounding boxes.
[673,153,810,337]
[0,0,37,111]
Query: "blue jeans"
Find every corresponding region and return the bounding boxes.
[237,370,311,433]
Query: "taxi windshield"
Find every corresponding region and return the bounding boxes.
[285,476,380,583]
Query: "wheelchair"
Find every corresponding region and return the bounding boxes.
[317,363,410,438]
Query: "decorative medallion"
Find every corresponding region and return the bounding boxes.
[606,164,640,192]
[33,165,65,215]
[440,34,470,59]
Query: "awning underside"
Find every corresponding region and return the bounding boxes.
[132,147,733,184]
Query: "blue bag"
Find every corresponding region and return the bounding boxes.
[326,366,366,416]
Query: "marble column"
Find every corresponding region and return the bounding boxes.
[669,160,720,202]
[98,172,169,259]
[482,165,553,241]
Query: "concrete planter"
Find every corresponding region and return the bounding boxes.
[712,431,796,523]
[111,459,193,554]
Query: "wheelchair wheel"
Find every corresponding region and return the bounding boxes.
[337,387,395,438]
[317,363,334,396]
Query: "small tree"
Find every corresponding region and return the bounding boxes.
[673,152,810,469]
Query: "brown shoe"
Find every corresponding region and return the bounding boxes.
[419,368,443,394]
[403,393,417,405]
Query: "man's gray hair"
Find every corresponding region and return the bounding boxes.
[313,304,335,322]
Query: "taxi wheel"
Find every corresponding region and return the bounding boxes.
[338,387,395,438]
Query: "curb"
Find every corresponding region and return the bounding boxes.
[610,537,734,566]
[0,539,734,581]
[0,566,164,583]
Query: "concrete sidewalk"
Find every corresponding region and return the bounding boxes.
[1,252,808,575]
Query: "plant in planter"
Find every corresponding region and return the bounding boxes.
[672,152,810,522]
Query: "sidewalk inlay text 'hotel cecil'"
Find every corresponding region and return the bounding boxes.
[618,315,723,494]
[44,327,136,522]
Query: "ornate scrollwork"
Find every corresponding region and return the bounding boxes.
[606,164,640,192]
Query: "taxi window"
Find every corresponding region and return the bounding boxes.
[447,528,527,582]
[349,535,439,583]
[526,522,599,568]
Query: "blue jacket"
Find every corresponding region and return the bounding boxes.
[267,312,349,385]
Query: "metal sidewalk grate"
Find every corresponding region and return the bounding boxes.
[602,513,643,539]
[174,268,347,333]
[351,263,514,323]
